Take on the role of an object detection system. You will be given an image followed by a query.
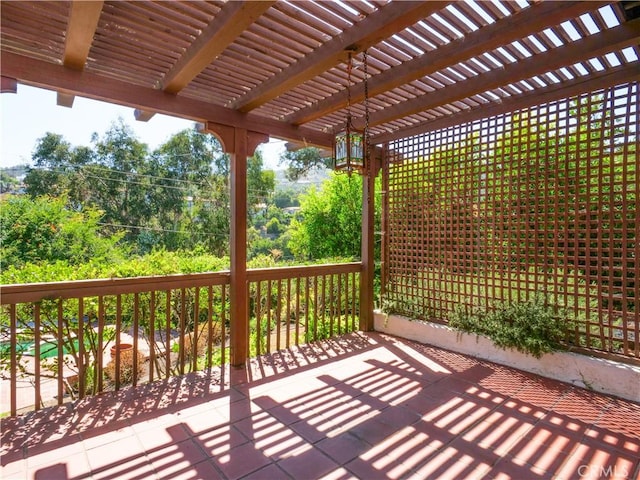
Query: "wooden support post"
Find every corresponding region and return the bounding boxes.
[203,123,267,366]
[230,130,249,365]
[360,148,380,331]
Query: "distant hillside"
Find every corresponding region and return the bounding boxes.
[0,164,29,180]
[274,168,331,191]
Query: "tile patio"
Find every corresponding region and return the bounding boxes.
[2,333,639,480]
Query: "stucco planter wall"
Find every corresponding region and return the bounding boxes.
[374,312,640,403]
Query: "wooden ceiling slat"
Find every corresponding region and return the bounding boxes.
[256,10,327,48]
[369,19,640,128]
[454,3,492,29]
[110,1,208,35]
[287,1,605,126]
[231,1,448,113]
[438,7,477,35]
[375,62,640,145]
[270,2,337,38]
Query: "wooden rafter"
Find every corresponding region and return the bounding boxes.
[231,1,448,113]
[57,0,103,107]
[1,51,333,148]
[286,1,608,126]
[373,63,640,145]
[1,76,17,93]
[368,18,640,128]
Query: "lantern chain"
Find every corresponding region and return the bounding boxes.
[346,51,353,119]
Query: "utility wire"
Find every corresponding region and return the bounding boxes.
[30,165,278,197]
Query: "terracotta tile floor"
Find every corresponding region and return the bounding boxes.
[2,332,639,480]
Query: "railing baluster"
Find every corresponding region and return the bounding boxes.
[34,304,41,410]
[352,271,357,331]
[207,285,213,370]
[78,299,84,399]
[277,280,283,351]
[97,296,104,394]
[133,293,139,387]
[9,304,17,417]
[165,290,171,379]
[221,285,227,366]
[179,289,186,375]
[256,281,262,356]
[286,278,291,349]
[314,275,319,342]
[193,287,200,373]
[57,300,64,405]
[325,275,330,337]
[266,281,272,354]
[115,295,122,391]
[337,273,342,335]
[305,276,311,344]
[295,276,300,346]
[149,291,156,383]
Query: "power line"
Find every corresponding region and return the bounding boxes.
[30,165,278,198]
[97,222,230,239]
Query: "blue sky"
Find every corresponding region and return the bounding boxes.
[0,84,285,169]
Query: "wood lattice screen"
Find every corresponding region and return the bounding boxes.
[382,81,639,360]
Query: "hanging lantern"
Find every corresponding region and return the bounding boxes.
[334,114,364,174]
[333,50,368,175]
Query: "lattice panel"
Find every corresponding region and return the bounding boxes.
[383,82,639,360]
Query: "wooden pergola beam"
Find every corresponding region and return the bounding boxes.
[231,1,447,113]
[373,63,640,145]
[2,51,333,148]
[286,1,608,126]
[57,0,104,107]
[369,18,640,128]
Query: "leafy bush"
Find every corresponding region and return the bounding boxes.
[449,295,571,358]
[0,194,125,270]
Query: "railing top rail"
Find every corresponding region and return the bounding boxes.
[1,271,231,304]
[246,262,362,282]
[0,262,363,305]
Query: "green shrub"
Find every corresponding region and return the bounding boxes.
[449,295,571,358]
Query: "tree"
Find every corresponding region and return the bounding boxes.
[0,194,125,270]
[19,121,279,257]
[0,172,19,193]
[24,133,94,207]
[90,119,153,241]
[288,173,381,260]
[281,147,332,181]
[248,150,276,208]
[149,128,229,253]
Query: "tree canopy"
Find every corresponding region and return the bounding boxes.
[21,119,276,256]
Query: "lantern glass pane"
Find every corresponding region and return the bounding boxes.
[334,130,348,166]
[349,132,364,166]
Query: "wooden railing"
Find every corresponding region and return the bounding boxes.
[0,263,361,417]
[247,263,361,356]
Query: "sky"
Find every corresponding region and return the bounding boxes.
[0,84,286,170]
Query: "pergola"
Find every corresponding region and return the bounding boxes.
[2,0,639,367]
[2,4,640,478]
